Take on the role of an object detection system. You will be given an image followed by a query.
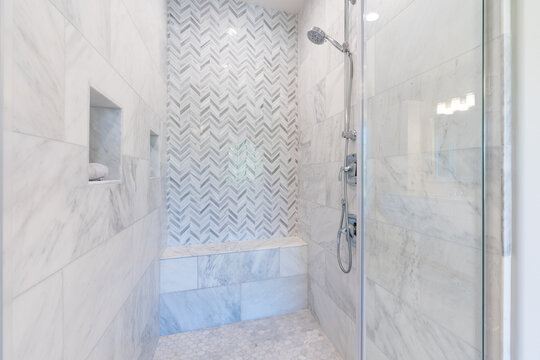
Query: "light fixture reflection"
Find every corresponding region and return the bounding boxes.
[227,27,237,36]
[436,93,476,115]
[365,12,380,22]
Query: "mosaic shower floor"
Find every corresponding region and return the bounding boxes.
[152,310,343,360]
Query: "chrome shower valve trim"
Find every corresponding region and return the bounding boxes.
[341,130,357,140]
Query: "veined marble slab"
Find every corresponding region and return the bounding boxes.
[161,237,307,259]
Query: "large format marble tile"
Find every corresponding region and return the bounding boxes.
[63,227,135,360]
[366,220,482,347]
[366,48,482,158]
[110,0,154,107]
[12,273,63,360]
[324,252,358,321]
[198,249,280,288]
[309,280,356,360]
[86,260,159,360]
[121,0,168,75]
[241,275,308,321]
[366,279,481,360]
[160,257,198,294]
[366,338,391,360]
[280,246,308,277]
[5,132,87,295]
[160,285,241,335]
[374,191,482,249]
[50,0,111,57]
[298,164,327,205]
[366,0,482,95]
[10,0,65,140]
[64,22,139,147]
[309,205,342,254]
[371,149,482,201]
[133,209,162,283]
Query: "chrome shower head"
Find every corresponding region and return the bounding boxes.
[307,26,347,53]
[307,27,326,45]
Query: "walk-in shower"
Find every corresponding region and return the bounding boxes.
[307,0,357,274]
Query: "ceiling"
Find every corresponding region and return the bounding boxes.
[242,0,305,14]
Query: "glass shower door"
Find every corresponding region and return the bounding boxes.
[362,1,484,359]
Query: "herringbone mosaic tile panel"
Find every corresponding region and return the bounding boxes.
[166,0,298,245]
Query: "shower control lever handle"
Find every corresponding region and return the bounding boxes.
[338,166,353,181]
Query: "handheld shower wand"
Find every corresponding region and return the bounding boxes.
[306,0,357,274]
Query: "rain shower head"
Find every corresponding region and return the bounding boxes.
[307,26,347,53]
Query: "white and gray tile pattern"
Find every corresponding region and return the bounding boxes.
[153,310,342,360]
[166,0,298,246]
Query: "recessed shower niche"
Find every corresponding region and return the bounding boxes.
[88,88,122,182]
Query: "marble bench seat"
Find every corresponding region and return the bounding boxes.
[159,237,308,336]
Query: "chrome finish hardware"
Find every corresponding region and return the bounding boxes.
[342,130,357,140]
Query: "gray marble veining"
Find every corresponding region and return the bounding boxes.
[197,249,280,288]
[2,0,167,359]
[160,285,242,335]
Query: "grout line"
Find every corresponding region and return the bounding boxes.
[46,0,166,118]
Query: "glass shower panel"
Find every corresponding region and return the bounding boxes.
[362,1,484,359]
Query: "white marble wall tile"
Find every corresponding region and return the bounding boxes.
[4,0,166,358]
[86,261,159,360]
[197,249,280,288]
[149,177,163,211]
[10,0,65,140]
[159,285,241,335]
[241,275,308,321]
[367,0,482,94]
[64,22,138,147]
[366,220,482,346]
[280,246,308,277]
[50,0,111,57]
[366,338,391,360]
[363,0,415,40]
[110,0,153,107]
[366,48,482,158]
[310,113,343,164]
[324,252,357,320]
[118,156,150,223]
[309,205,342,254]
[130,260,161,359]
[5,131,87,295]
[12,273,63,360]
[374,191,482,249]
[160,257,198,294]
[307,241,326,288]
[298,164,327,204]
[298,1,361,357]
[366,279,481,360]
[325,63,345,118]
[63,227,135,360]
[325,162,343,209]
[121,0,168,75]
[309,280,356,360]
[133,209,162,282]
[122,98,151,159]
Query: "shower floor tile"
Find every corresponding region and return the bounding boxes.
[152,310,342,360]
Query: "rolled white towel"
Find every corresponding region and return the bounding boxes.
[89,163,109,181]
